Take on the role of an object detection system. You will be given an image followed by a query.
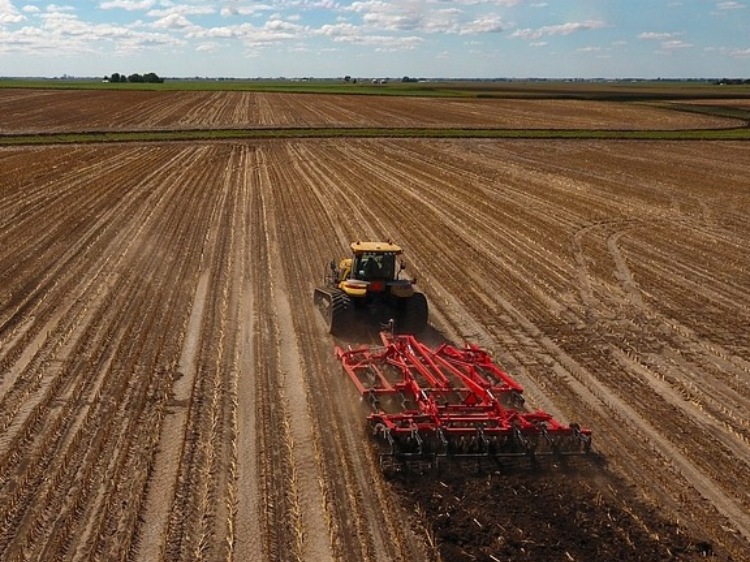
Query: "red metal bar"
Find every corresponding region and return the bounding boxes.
[435,343,524,396]
[336,332,591,455]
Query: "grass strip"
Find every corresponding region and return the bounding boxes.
[3,79,750,100]
[1,127,750,146]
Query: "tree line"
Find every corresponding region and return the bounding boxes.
[106,72,163,84]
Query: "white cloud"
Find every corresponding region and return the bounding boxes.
[316,20,422,49]
[660,39,691,50]
[704,45,750,58]
[638,31,680,40]
[188,18,308,47]
[221,5,274,17]
[0,4,185,56]
[152,13,194,29]
[443,0,518,5]
[318,21,358,37]
[512,20,606,40]
[147,5,215,18]
[716,1,745,10]
[288,0,338,9]
[0,0,25,24]
[0,0,747,77]
[638,31,692,53]
[100,0,156,10]
[196,40,219,51]
[346,0,510,35]
[459,13,509,34]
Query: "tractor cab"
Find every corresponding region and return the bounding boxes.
[350,241,402,279]
[333,241,411,297]
[353,251,396,281]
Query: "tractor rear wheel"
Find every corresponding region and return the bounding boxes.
[401,292,428,333]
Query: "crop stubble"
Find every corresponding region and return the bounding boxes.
[0,89,743,133]
[0,98,749,561]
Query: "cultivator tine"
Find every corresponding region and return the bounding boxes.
[538,423,558,454]
[512,424,532,456]
[569,423,593,454]
[338,332,592,471]
[405,425,423,456]
[367,390,380,411]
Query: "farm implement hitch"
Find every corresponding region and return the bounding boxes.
[336,333,591,470]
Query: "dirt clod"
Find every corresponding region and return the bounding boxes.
[394,463,725,562]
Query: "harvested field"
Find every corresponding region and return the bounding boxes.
[679,98,750,109]
[0,89,744,133]
[1,92,749,562]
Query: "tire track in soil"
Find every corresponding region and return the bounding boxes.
[159,145,245,562]
[0,145,213,561]
[568,220,750,532]
[272,139,750,560]
[2,137,749,561]
[256,144,335,562]
[265,141,433,562]
[245,144,305,562]
[234,145,263,560]
[85,146,222,561]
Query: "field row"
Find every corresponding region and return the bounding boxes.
[0,139,749,561]
[0,89,743,134]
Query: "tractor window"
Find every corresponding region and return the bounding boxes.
[355,253,396,280]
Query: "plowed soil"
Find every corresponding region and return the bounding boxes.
[0,88,743,133]
[1,91,749,562]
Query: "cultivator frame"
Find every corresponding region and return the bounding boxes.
[336,333,591,469]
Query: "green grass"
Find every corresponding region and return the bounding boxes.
[652,101,750,122]
[3,77,750,100]
[0,78,473,97]
[2,126,749,146]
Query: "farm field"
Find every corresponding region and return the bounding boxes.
[0,88,745,133]
[1,90,750,562]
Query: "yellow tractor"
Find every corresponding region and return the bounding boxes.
[314,241,428,336]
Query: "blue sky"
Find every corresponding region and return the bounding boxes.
[0,1,748,78]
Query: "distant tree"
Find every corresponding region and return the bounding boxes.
[143,72,164,83]
[116,72,163,83]
[715,77,750,85]
[344,75,351,82]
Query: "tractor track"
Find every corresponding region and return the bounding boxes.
[265,142,430,562]
[1,132,749,561]
[258,138,750,558]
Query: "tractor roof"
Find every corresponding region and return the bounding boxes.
[350,241,403,255]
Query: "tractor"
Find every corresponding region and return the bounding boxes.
[314,241,428,336]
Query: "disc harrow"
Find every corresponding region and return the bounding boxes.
[336,333,591,468]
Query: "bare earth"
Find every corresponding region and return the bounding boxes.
[0,88,743,133]
[0,92,749,562]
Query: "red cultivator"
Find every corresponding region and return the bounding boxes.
[336,332,591,469]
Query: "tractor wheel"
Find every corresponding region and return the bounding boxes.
[401,292,428,333]
[328,291,353,336]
